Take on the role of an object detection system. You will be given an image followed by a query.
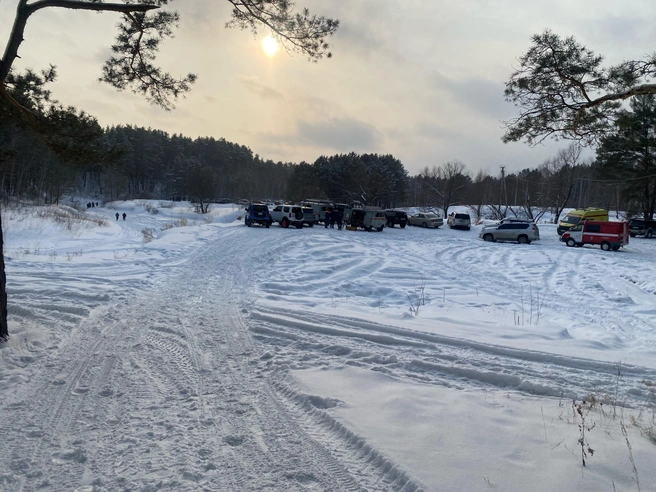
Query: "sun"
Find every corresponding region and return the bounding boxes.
[262,35,279,57]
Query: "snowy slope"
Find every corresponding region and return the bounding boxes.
[1,201,655,491]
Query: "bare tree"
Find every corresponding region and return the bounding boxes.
[421,160,470,218]
[541,144,582,223]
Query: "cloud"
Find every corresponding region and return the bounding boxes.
[297,117,383,152]
[428,72,514,121]
[236,75,284,100]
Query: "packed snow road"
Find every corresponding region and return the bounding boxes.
[2,226,415,491]
[2,205,656,491]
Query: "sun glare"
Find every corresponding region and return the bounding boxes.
[262,35,279,57]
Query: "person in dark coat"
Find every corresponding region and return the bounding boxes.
[115,212,119,221]
[122,212,127,221]
[324,209,331,228]
[336,209,344,230]
[330,209,338,228]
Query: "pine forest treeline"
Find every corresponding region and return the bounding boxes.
[1,119,655,220]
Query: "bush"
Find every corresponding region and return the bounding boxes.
[141,228,156,243]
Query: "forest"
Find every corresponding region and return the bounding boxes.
[2,95,656,221]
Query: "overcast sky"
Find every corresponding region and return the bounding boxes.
[2,0,655,176]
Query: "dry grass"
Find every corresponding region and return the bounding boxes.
[141,228,156,243]
[161,218,188,230]
[34,205,108,230]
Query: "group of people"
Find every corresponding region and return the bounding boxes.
[324,208,344,230]
[115,212,127,221]
[86,202,99,208]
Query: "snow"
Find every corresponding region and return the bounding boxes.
[1,200,655,491]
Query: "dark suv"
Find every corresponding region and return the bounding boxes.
[628,218,656,238]
[384,210,408,228]
[244,203,271,228]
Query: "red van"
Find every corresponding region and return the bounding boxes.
[560,220,629,251]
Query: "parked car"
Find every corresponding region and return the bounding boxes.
[244,203,271,228]
[628,218,656,238]
[557,208,608,235]
[384,210,408,228]
[349,208,386,231]
[447,212,471,230]
[301,207,317,227]
[301,199,333,223]
[499,217,533,224]
[270,205,304,228]
[479,222,540,244]
[560,220,629,251]
[408,213,443,228]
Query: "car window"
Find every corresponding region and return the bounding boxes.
[585,224,601,233]
[283,206,289,212]
[498,224,511,229]
[455,214,469,220]
[273,206,282,212]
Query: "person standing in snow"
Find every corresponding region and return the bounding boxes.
[115,212,119,221]
[330,209,338,228]
[324,209,331,228]
[122,213,127,221]
[336,209,343,230]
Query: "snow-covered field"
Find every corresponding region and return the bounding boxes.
[1,200,655,491]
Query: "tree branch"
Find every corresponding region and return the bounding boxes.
[0,1,158,82]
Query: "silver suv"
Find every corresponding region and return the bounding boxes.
[270,205,304,228]
[479,222,540,244]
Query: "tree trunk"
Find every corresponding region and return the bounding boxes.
[0,203,8,340]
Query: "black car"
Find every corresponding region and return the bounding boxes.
[244,203,271,228]
[384,210,408,228]
[628,218,656,238]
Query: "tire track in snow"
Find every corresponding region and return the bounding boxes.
[247,306,656,410]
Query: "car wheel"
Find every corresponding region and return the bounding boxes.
[575,243,583,247]
[612,245,620,251]
[365,226,372,232]
[388,222,394,228]
[422,222,428,228]
[295,223,303,229]
[566,238,576,247]
[377,226,384,232]
[483,233,494,242]
[517,235,529,244]
[308,223,314,228]
[647,229,653,238]
[281,218,289,228]
[400,223,406,228]
[601,241,611,251]
[630,233,637,238]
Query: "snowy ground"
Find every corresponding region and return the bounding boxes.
[1,200,655,491]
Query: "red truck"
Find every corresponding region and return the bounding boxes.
[560,220,629,251]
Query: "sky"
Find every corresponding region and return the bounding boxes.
[2,0,656,175]
[2,200,656,490]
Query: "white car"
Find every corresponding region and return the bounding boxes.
[447,212,471,230]
[270,205,304,228]
[408,213,444,228]
[479,222,540,244]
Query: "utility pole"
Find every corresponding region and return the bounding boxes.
[499,165,507,214]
